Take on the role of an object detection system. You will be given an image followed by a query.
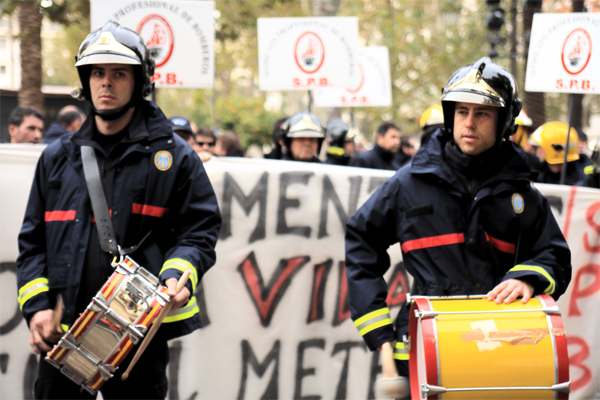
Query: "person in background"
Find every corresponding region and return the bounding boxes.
[397,135,417,167]
[530,121,588,186]
[168,116,196,148]
[215,131,244,157]
[510,109,542,172]
[574,130,593,174]
[42,105,86,144]
[264,116,288,160]
[349,122,401,170]
[7,106,44,144]
[419,104,444,146]
[324,118,354,166]
[195,128,217,162]
[281,112,324,163]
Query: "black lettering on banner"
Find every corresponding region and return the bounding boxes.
[194,280,210,327]
[220,172,268,244]
[24,353,37,400]
[237,340,280,400]
[368,176,388,194]
[331,342,367,400]
[0,262,22,335]
[318,176,362,239]
[277,172,314,238]
[168,341,182,400]
[238,252,310,326]
[546,195,564,215]
[332,262,350,327]
[367,350,381,400]
[307,260,333,324]
[294,339,325,400]
[0,353,8,373]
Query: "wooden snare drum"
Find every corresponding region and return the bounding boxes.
[408,295,570,400]
[46,256,170,395]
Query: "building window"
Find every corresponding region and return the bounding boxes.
[0,66,6,74]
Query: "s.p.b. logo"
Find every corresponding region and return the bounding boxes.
[294,32,325,74]
[136,14,174,68]
[561,28,592,75]
[155,151,173,171]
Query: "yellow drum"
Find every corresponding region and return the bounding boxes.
[408,295,570,399]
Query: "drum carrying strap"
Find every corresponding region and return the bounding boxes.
[81,146,154,258]
[81,146,120,257]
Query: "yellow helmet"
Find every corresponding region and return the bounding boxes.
[530,121,579,164]
[512,110,532,149]
[419,105,444,129]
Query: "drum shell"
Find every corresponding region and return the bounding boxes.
[408,295,569,400]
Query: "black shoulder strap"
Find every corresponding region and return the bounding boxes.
[81,146,120,257]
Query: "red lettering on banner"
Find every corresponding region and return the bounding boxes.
[237,251,310,327]
[567,336,592,392]
[386,262,410,307]
[570,80,579,90]
[556,79,564,89]
[290,77,330,89]
[568,264,600,316]
[582,80,590,90]
[583,202,600,252]
[332,262,351,326]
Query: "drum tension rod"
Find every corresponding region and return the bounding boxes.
[416,306,560,319]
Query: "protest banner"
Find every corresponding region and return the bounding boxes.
[314,47,392,108]
[525,13,600,94]
[90,0,215,88]
[0,147,598,399]
[258,17,359,91]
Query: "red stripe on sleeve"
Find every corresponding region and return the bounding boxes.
[45,210,76,222]
[401,233,465,253]
[485,233,516,254]
[132,203,169,217]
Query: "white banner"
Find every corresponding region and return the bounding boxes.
[314,47,392,108]
[525,13,600,94]
[91,0,215,89]
[258,17,359,91]
[0,147,599,399]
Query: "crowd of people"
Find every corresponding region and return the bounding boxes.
[7,93,597,190]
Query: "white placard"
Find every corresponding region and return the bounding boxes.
[258,17,359,91]
[91,0,215,89]
[525,13,600,94]
[314,46,392,107]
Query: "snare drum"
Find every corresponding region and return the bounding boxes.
[408,295,570,400]
[46,256,170,395]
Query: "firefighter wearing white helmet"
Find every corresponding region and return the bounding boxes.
[17,21,221,398]
[530,121,588,186]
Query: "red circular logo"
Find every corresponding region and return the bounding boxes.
[136,14,174,68]
[346,62,365,93]
[294,32,325,74]
[561,28,592,75]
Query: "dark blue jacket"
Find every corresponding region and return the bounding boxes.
[42,122,69,145]
[349,143,401,171]
[17,101,221,340]
[345,130,571,351]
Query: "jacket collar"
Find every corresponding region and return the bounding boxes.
[373,143,396,163]
[410,129,535,188]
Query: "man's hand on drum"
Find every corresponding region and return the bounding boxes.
[29,309,63,355]
[165,278,191,309]
[487,279,534,305]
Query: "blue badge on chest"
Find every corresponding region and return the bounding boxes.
[155,151,173,171]
[511,193,524,214]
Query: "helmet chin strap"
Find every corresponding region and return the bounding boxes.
[92,95,138,121]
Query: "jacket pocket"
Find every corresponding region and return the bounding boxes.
[405,205,434,218]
